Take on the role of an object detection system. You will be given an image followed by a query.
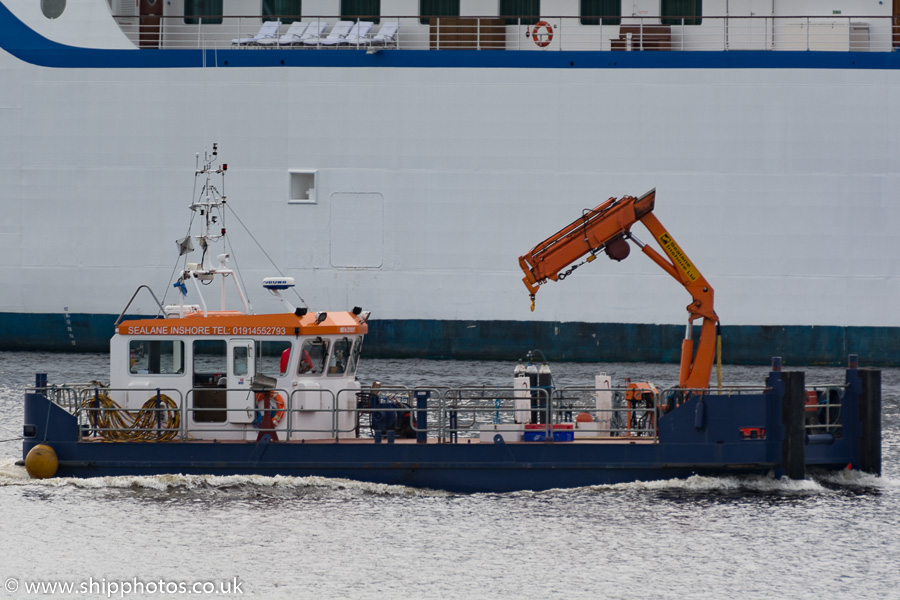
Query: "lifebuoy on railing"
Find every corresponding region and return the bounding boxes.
[254,392,286,428]
[531,20,553,47]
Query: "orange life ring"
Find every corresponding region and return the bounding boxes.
[254,392,286,428]
[531,21,553,47]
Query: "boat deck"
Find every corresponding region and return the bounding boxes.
[75,436,658,445]
[110,12,898,54]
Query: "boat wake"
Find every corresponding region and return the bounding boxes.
[592,474,828,494]
[2,456,895,498]
[558,470,900,496]
[813,468,900,490]
[0,458,447,497]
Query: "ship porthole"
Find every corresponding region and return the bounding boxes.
[41,0,66,19]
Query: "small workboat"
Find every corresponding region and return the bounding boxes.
[21,150,882,493]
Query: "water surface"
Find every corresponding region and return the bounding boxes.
[1,352,897,599]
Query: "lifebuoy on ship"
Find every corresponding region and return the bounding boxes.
[253,392,286,428]
[531,21,553,47]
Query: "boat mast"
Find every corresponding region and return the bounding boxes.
[176,145,251,316]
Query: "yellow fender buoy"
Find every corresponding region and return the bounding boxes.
[25,444,58,479]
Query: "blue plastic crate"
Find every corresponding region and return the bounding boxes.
[523,425,574,442]
[553,429,574,442]
[523,429,548,442]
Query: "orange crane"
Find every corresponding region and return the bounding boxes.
[518,189,720,390]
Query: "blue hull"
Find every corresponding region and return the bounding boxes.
[22,368,880,493]
[24,441,775,494]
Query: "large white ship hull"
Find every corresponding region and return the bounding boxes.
[1,0,898,364]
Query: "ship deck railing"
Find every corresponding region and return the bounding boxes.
[803,383,847,440]
[113,14,900,53]
[30,380,847,444]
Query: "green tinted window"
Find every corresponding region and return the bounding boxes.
[500,0,540,26]
[263,0,303,24]
[420,0,459,25]
[341,0,380,23]
[661,0,702,26]
[184,0,223,25]
[580,0,620,26]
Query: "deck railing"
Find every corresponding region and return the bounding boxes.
[112,14,899,53]
[803,384,846,440]
[34,379,846,444]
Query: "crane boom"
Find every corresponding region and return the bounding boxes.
[518,189,720,390]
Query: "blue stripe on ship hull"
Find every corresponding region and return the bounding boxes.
[1,4,900,71]
[2,312,898,366]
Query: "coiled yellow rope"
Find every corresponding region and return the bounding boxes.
[81,392,181,442]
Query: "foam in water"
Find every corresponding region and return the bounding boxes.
[556,471,900,495]
[0,458,446,496]
[815,468,900,489]
[3,456,897,496]
[566,474,820,494]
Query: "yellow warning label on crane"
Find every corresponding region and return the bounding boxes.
[658,233,699,282]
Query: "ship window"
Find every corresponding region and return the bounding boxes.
[346,337,363,375]
[419,0,459,25]
[256,340,293,377]
[263,0,303,24]
[500,0,540,26]
[184,0,224,25]
[192,340,227,422]
[41,0,66,19]
[328,338,353,376]
[298,338,329,376]
[129,340,185,375]
[341,0,380,24]
[289,170,317,204]
[661,0,702,26]
[233,345,249,376]
[580,0,620,26]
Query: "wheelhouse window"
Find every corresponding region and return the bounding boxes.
[129,340,184,375]
[328,338,354,376]
[184,0,223,25]
[263,0,302,24]
[346,338,363,376]
[341,0,380,23]
[500,0,540,26]
[419,0,459,25]
[661,0,702,26]
[257,340,293,378]
[298,338,329,376]
[580,0,620,26]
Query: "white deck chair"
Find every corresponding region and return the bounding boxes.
[342,21,374,46]
[257,20,308,47]
[305,20,354,46]
[231,20,280,46]
[361,21,399,47]
[288,21,327,46]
